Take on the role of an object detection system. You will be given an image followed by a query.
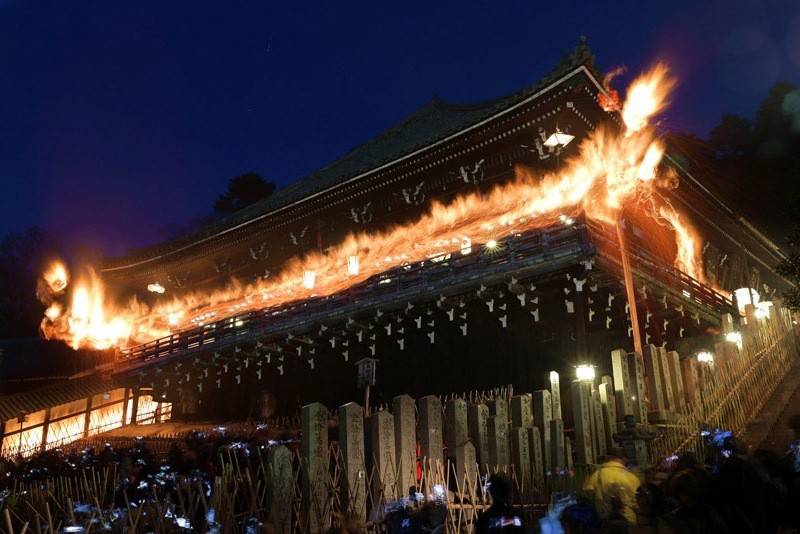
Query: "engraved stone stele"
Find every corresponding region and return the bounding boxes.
[392,395,417,496]
[565,437,574,471]
[550,418,566,474]
[714,340,739,372]
[368,410,398,504]
[681,357,699,405]
[455,441,478,495]
[721,312,734,334]
[510,394,533,428]
[642,344,666,414]
[510,427,532,484]
[268,445,293,534]
[611,349,634,420]
[468,403,490,468]
[591,390,607,459]
[488,415,510,469]
[527,426,545,488]
[627,352,649,425]
[487,397,510,469]
[548,371,563,420]
[338,402,366,521]
[666,351,686,413]
[657,346,675,413]
[488,397,510,428]
[598,382,618,451]
[301,402,330,533]
[532,390,553,472]
[571,380,595,465]
[445,398,468,458]
[417,395,444,469]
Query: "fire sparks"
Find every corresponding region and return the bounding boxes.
[40,63,710,351]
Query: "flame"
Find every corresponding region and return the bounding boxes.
[40,63,711,351]
[598,66,625,112]
[41,268,134,350]
[621,63,675,133]
[43,261,69,293]
[658,204,705,284]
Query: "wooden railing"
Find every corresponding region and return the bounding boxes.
[648,305,798,461]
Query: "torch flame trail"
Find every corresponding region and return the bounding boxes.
[39,63,710,351]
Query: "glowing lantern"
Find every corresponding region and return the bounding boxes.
[302,270,316,289]
[696,351,714,365]
[460,237,472,255]
[147,282,166,294]
[755,301,773,320]
[733,288,759,316]
[485,239,498,250]
[575,364,596,381]
[543,131,575,147]
[347,256,359,276]
[725,331,742,349]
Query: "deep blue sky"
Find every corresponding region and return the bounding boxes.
[1,0,798,257]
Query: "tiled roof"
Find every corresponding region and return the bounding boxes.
[103,39,599,271]
[0,375,120,422]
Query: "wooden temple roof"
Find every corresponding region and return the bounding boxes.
[101,39,600,273]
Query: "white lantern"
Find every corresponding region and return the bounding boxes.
[733,287,759,316]
[696,351,714,365]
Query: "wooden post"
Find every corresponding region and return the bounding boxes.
[39,408,52,454]
[617,221,642,355]
[130,388,140,425]
[82,396,93,439]
[121,388,131,426]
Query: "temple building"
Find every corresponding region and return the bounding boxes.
[1,39,790,454]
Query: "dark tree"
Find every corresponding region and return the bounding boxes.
[709,114,752,158]
[0,227,61,338]
[707,82,800,242]
[707,82,800,308]
[776,200,800,311]
[213,173,276,215]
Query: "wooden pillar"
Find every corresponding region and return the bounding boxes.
[39,408,52,453]
[82,396,93,439]
[121,388,131,426]
[617,222,642,355]
[130,388,140,425]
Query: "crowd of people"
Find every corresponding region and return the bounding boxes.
[0,417,799,533]
[474,416,800,533]
[0,426,298,532]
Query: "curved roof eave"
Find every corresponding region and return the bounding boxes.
[102,64,605,273]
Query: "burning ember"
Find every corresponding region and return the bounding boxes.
[39,63,709,351]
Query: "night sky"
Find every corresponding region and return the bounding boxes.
[1,0,798,257]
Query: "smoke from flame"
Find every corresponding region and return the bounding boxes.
[40,63,709,351]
